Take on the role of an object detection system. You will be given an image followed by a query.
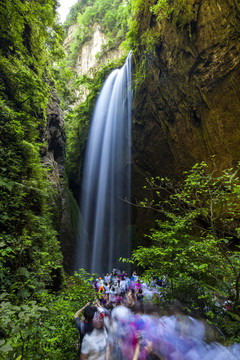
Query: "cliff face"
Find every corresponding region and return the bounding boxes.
[131,0,240,236]
[64,24,124,76]
[73,25,124,76]
[64,24,124,103]
[41,88,75,270]
[62,0,240,253]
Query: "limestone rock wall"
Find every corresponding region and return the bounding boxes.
[74,24,123,76]
[131,0,240,240]
[64,24,124,103]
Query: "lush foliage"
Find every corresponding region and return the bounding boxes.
[123,0,195,88]
[65,0,131,66]
[0,0,83,350]
[130,161,240,340]
[0,0,65,300]
[0,270,96,359]
[52,59,77,111]
[150,0,193,28]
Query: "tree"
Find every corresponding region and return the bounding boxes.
[0,0,65,300]
[131,161,240,311]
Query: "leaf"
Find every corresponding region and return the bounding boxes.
[0,343,13,353]
[47,336,59,343]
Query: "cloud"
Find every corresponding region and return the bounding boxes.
[57,0,78,23]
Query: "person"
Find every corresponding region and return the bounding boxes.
[107,305,133,359]
[80,308,109,360]
[130,271,138,289]
[223,299,233,311]
[131,271,138,282]
[94,278,100,291]
[109,285,117,305]
[115,279,121,295]
[120,276,127,293]
[136,288,144,302]
[104,273,111,283]
[104,282,110,295]
[126,289,136,309]
[74,301,96,352]
[120,270,127,278]
[111,270,117,285]
[125,275,131,289]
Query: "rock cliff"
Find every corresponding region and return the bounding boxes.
[41,88,75,270]
[62,0,240,253]
[131,0,240,238]
[64,24,124,103]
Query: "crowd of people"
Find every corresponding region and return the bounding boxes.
[73,269,240,360]
[93,270,162,309]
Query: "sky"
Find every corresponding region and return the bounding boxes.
[58,0,78,23]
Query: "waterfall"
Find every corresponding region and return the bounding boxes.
[75,52,132,275]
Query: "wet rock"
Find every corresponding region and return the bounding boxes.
[131,0,240,238]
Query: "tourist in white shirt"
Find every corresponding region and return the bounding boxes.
[80,309,109,360]
[104,273,111,284]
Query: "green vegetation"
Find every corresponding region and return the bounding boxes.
[123,0,195,88]
[1,0,239,356]
[0,270,96,359]
[0,0,66,296]
[0,2,129,352]
[128,161,240,340]
[0,1,95,358]
[65,0,131,66]
[150,0,193,28]
[0,0,66,300]
[52,59,77,111]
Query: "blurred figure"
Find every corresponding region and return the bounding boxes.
[74,302,96,353]
[115,279,121,295]
[120,276,127,293]
[104,273,111,283]
[80,309,109,360]
[137,288,144,302]
[109,285,117,306]
[108,302,240,360]
[121,270,127,278]
[130,271,138,289]
[108,305,133,360]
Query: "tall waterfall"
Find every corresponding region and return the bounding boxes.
[75,52,132,275]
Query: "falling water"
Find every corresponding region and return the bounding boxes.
[75,52,132,275]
